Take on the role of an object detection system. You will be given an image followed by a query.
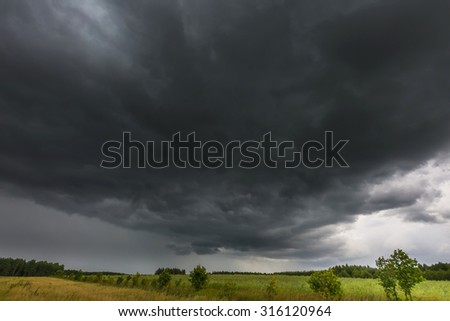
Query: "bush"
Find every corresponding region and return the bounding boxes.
[265,276,278,298]
[74,271,83,281]
[189,265,208,291]
[96,273,103,283]
[141,278,150,288]
[157,269,172,289]
[125,275,132,286]
[131,272,141,287]
[308,270,343,300]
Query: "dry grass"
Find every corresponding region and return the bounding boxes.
[0,277,179,301]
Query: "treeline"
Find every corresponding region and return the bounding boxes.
[2,257,450,281]
[274,271,314,276]
[0,258,64,276]
[332,265,377,279]
[212,271,270,275]
[65,270,125,276]
[277,263,450,280]
[419,263,450,281]
[155,268,186,275]
[274,265,377,278]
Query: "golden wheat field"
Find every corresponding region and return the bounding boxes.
[1,275,449,301]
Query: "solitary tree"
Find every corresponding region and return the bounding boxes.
[308,269,343,300]
[189,265,208,291]
[157,268,172,289]
[376,249,424,300]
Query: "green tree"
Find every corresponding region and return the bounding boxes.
[96,272,104,283]
[157,269,172,289]
[132,272,141,287]
[376,249,424,300]
[189,265,208,291]
[308,269,343,300]
[376,256,399,300]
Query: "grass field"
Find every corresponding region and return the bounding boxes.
[0,275,449,301]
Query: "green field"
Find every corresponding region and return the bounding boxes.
[1,275,449,300]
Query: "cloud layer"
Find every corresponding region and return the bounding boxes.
[1,0,449,266]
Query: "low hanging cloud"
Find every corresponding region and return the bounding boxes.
[1,0,450,262]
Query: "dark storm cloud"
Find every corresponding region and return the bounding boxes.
[1,0,450,258]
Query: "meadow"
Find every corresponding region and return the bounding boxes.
[0,274,449,301]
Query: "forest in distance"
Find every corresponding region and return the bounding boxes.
[1,257,450,281]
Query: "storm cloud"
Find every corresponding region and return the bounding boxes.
[0,0,449,270]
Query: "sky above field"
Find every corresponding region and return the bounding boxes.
[1,0,450,274]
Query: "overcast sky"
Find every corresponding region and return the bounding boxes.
[1,0,449,274]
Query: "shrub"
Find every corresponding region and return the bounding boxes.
[189,265,208,291]
[125,275,132,286]
[308,269,343,300]
[141,278,150,288]
[157,269,172,289]
[265,276,278,298]
[96,272,103,283]
[74,271,83,281]
[131,272,141,287]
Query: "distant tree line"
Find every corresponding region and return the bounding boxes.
[332,265,378,279]
[2,257,450,281]
[155,267,186,275]
[64,270,125,276]
[274,265,378,279]
[419,262,450,281]
[277,263,450,281]
[274,271,314,276]
[0,258,64,276]
[212,271,270,275]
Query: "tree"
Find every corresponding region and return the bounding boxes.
[157,269,172,289]
[376,249,424,300]
[308,269,343,300]
[189,265,208,291]
[375,256,399,300]
[132,272,141,287]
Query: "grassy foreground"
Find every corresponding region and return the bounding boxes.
[0,275,449,301]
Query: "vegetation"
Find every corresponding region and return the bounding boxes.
[189,265,209,291]
[1,275,448,301]
[157,269,172,289]
[332,265,377,279]
[155,267,185,275]
[219,282,237,300]
[0,258,64,277]
[308,270,343,300]
[419,263,450,281]
[376,249,424,300]
[265,276,278,298]
[0,253,449,301]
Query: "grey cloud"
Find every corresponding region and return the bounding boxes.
[1,0,450,260]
